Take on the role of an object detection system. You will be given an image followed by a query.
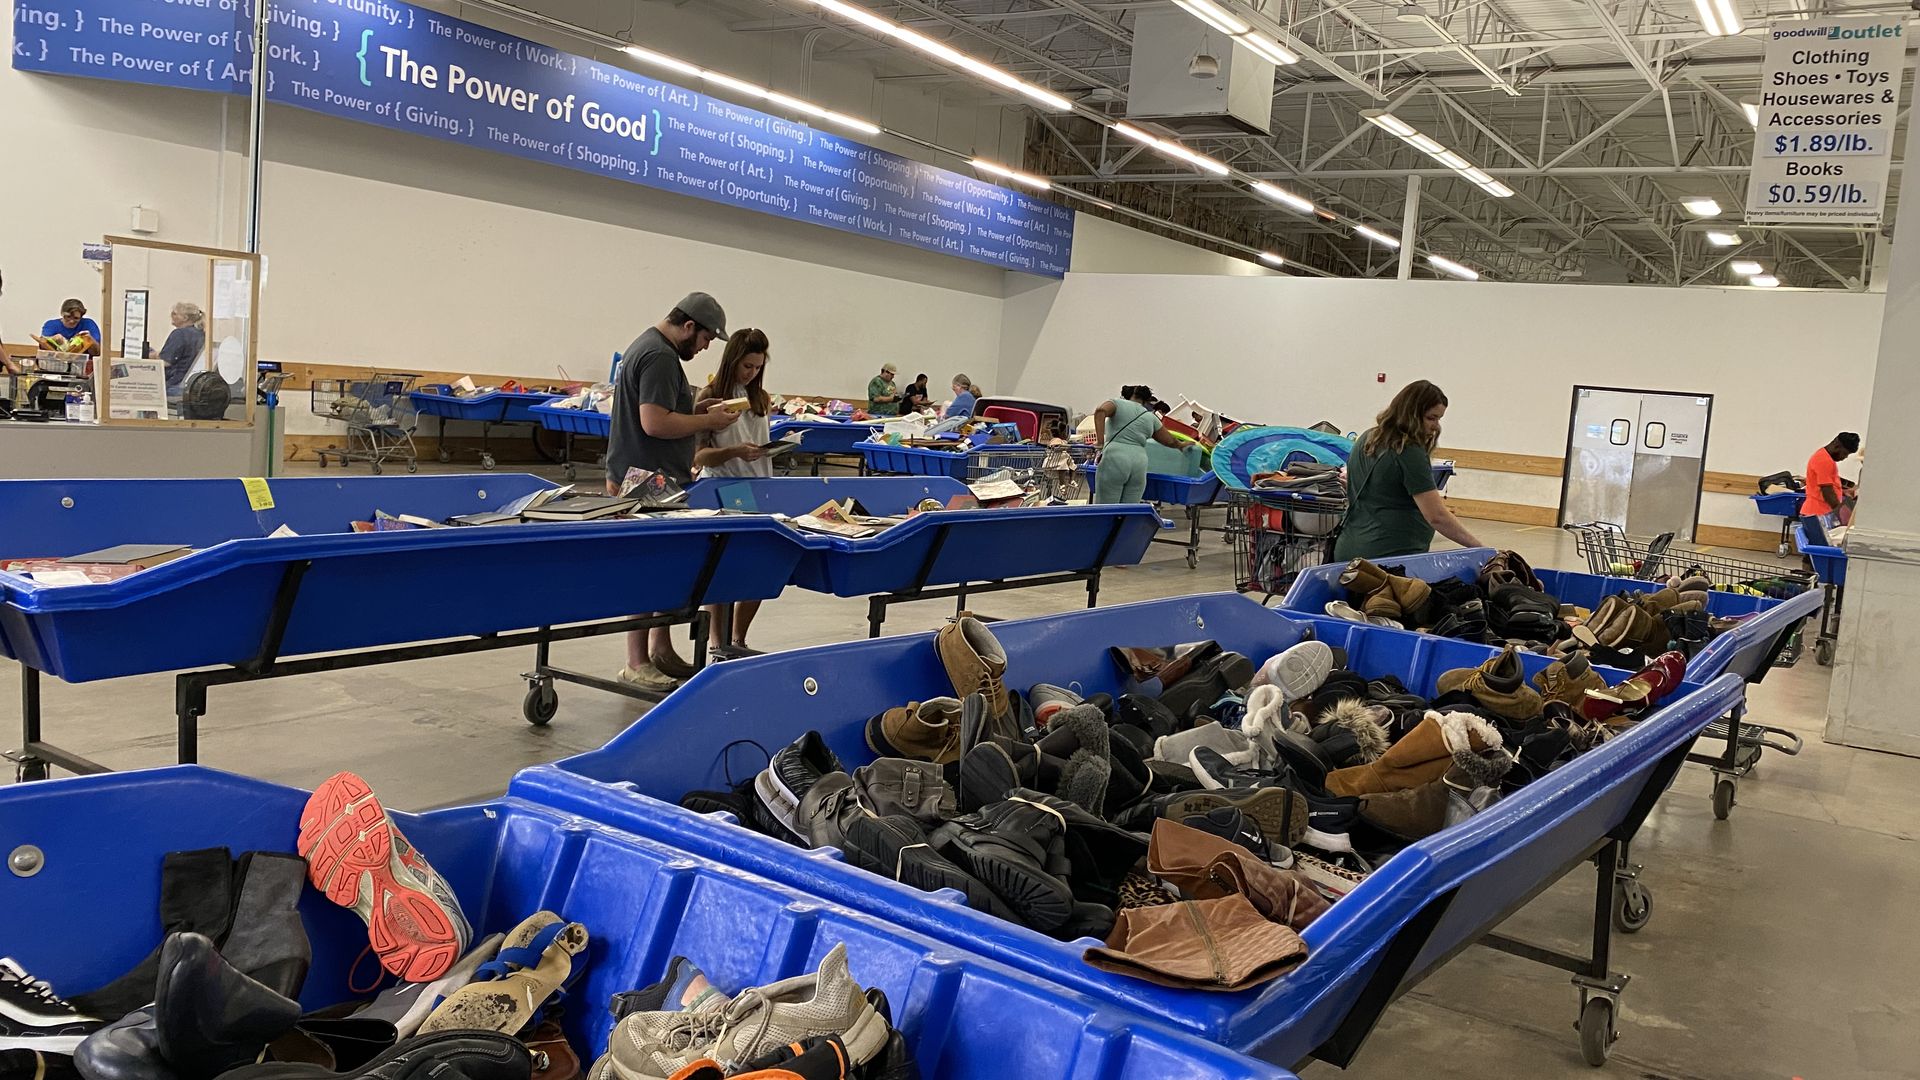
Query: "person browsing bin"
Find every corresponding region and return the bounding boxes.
[1334,380,1481,561]
[695,328,776,660]
[37,299,102,356]
[867,363,900,416]
[1091,384,1186,504]
[606,291,740,693]
[946,374,977,419]
[1799,431,1860,546]
[898,373,932,415]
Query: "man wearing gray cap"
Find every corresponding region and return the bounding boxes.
[608,291,740,692]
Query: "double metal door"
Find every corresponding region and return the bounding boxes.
[1559,386,1714,542]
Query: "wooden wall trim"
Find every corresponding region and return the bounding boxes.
[1442,498,1559,527]
[1438,445,1766,493]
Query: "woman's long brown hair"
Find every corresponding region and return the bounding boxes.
[703,328,772,416]
[1362,379,1447,455]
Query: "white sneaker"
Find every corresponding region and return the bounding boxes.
[618,662,679,693]
[1251,641,1334,700]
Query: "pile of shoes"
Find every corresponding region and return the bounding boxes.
[587,945,918,1080]
[1328,551,1745,665]
[676,616,1692,992]
[7,772,591,1080]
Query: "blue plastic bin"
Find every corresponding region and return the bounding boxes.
[769,418,888,458]
[1793,524,1847,586]
[529,403,611,438]
[1751,491,1803,518]
[513,592,1740,1064]
[411,389,560,423]
[1279,547,1822,684]
[855,440,972,478]
[1079,466,1225,507]
[0,768,1295,1080]
[682,478,1162,598]
[0,479,811,681]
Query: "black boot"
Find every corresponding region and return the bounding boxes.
[152,934,300,1079]
[70,850,234,1021]
[74,1010,172,1080]
[217,1030,531,1080]
[220,853,312,1001]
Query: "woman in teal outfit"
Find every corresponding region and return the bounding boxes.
[1091,385,1187,504]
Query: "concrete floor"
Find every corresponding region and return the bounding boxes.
[5,463,1915,1079]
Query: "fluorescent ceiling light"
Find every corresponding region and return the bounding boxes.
[1112,123,1160,146]
[1462,167,1493,185]
[1693,0,1742,36]
[1406,134,1446,155]
[1172,0,1250,35]
[1740,99,1760,125]
[1361,110,1417,138]
[1354,223,1402,248]
[624,45,703,79]
[1683,197,1723,217]
[1159,142,1232,176]
[1258,251,1286,266]
[1251,181,1316,215]
[1729,259,1764,275]
[1237,34,1300,66]
[1427,254,1480,280]
[1479,180,1515,198]
[1400,11,1520,95]
[804,0,1072,111]
[971,158,1052,191]
[1749,274,1780,287]
[1432,150,1470,171]
[625,46,881,134]
[1705,230,1741,247]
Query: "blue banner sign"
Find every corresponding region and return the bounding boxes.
[11,0,1073,275]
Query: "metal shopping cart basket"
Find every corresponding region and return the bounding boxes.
[1563,521,1815,597]
[970,444,1092,503]
[311,373,422,474]
[1229,487,1347,601]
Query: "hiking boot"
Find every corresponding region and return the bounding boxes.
[842,812,1020,922]
[929,800,1076,933]
[1433,646,1544,722]
[1250,641,1334,700]
[418,911,587,1036]
[863,699,962,764]
[936,617,1008,719]
[755,733,846,841]
[299,772,472,983]
[849,759,954,824]
[1004,788,1148,909]
[1531,651,1607,707]
[0,960,98,1054]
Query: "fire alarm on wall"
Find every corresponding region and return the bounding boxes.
[1376,372,1387,383]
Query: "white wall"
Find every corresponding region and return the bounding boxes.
[0,0,1024,434]
[1000,274,1883,531]
[1070,214,1277,277]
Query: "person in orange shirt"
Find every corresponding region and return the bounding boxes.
[1800,432,1860,544]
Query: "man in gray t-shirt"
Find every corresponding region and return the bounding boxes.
[608,291,740,691]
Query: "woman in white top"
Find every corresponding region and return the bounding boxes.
[695,327,774,657]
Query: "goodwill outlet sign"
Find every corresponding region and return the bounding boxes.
[10,0,1074,276]
[1745,15,1908,225]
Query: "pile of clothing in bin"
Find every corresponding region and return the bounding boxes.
[3,772,918,1080]
[680,618,1690,992]
[1328,550,1743,665]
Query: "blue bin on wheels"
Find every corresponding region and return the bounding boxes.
[0,769,1295,1080]
[513,592,1741,1070]
[1280,546,1820,818]
[1793,523,1847,668]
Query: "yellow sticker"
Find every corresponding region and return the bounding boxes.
[241,477,274,511]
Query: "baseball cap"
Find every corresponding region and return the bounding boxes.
[675,292,729,341]
[881,362,898,375]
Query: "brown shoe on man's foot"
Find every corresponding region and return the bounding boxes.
[650,648,700,680]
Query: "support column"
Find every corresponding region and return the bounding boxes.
[1397,175,1421,280]
[1824,53,1920,757]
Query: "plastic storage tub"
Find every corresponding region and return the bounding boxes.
[855,439,972,478]
[411,388,560,422]
[769,418,888,458]
[0,768,1296,1080]
[529,403,611,438]
[1079,466,1225,507]
[0,477,811,681]
[514,592,1740,1065]
[1751,491,1803,518]
[1279,547,1821,683]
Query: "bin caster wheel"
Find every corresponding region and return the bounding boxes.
[1815,638,1835,666]
[480,453,497,471]
[316,454,328,469]
[563,463,577,481]
[1778,542,1790,557]
[407,461,418,473]
[523,681,558,726]
[370,462,383,475]
[1578,997,1616,1067]
[437,447,452,463]
[1712,778,1735,820]
[1186,549,1199,569]
[1613,881,1652,934]
[14,759,48,783]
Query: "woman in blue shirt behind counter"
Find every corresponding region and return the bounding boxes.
[158,302,207,409]
[38,299,102,356]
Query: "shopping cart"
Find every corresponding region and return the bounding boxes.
[1228,487,1346,600]
[311,373,422,474]
[969,444,1093,503]
[1563,521,1814,596]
